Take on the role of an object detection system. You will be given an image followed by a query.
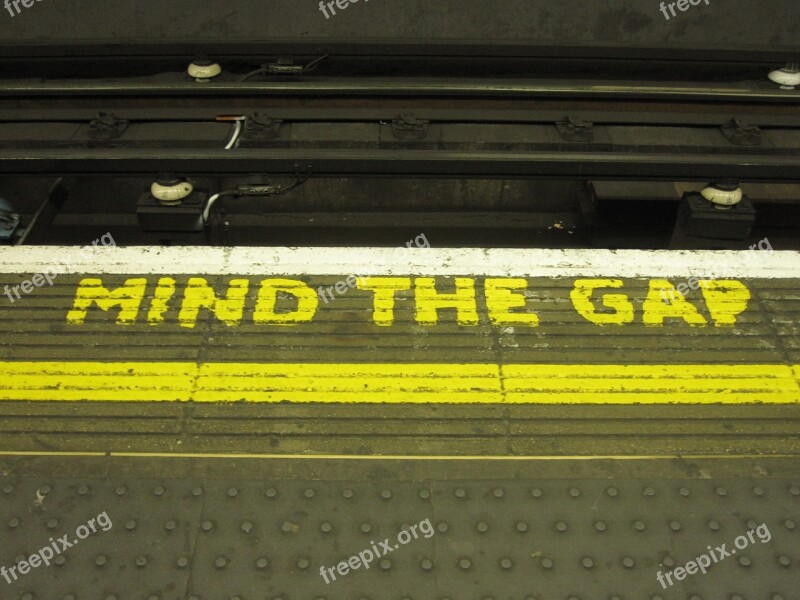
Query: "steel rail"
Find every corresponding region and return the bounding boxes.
[1,148,798,182]
[2,106,800,127]
[1,78,798,103]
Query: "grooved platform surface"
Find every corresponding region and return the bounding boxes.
[0,247,799,456]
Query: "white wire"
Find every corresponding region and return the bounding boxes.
[202,193,221,223]
[205,118,243,222]
[224,120,243,150]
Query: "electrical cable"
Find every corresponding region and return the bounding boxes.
[239,53,329,82]
[302,53,330,73]
[224,119,243,150]
[239,67,268,83]
[276,173,311,195]
[202,190,238,224]
[202,173,311,224]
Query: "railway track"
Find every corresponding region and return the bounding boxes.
[1,54,798,182]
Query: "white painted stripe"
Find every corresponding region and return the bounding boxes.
[0,247,798,278]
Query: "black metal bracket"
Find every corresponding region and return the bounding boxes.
[556,116,594,142]
[88,112,129,140]
[16,178,72,245]
[670,191,756,248]
[243,114,284,139]
[721,118,762,147]
[0,197,20,244]
[392,112,430,140]
[137,188,207,233]
[267,57,305,75]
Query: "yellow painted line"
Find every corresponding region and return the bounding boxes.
[0,362,798,404]
[1,451,798,461]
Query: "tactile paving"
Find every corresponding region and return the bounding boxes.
[1,467,798,600]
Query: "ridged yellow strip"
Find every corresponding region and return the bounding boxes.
[0,362,798,404]
[504,364,799,403]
